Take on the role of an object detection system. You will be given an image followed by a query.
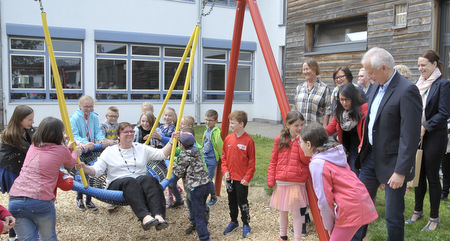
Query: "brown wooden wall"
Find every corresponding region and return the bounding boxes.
[285,0,437,105]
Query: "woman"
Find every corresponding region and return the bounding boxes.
[8,117,81,240]
[406,50,450,231]
[80,122,174,231]
[330,67,366,115]
[325,83,367,176]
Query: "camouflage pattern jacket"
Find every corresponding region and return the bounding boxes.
[173,147,211,190]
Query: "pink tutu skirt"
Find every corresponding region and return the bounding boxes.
[270,183,308,211]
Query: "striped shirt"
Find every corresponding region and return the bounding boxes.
[295,79,331,125]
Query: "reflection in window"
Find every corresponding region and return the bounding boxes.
[97,43,127,54]
[204,64,226,91]
[132,45,159,56]
[9,37,83,101]
[164,47,188,57]
[164,62,189,90]
[313,15,367,46]
[132,60,159,90]
[97,59,127,90]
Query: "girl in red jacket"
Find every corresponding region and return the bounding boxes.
[267,111,311,241]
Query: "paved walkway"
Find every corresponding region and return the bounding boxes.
[225,121,282,139]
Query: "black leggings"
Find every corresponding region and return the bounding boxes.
[108,175,166,221]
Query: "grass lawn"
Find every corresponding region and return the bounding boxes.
[194,124,450,241]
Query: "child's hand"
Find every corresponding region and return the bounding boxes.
[151,132,162,140]
[67,141,77,150]
[143,134,149,141]
[4,216,15,228]
[73,145,82,157]
[241,179,249,186]
[75,162,86,171]
[224,172,230,180]
[172,132,180,140]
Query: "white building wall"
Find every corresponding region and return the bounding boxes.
[1,0,285,125]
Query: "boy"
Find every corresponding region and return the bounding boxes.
[202,109,223,206]
[173,132,212,241]
[221,110,255,238]
[101,106,119,141]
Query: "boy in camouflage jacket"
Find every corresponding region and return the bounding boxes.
[173,132,212,241]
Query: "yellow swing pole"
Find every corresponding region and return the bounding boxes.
[144,26,197,146]
[166,25,200,179]
[41,11,89,188]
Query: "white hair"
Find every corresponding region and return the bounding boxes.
[361,47,395,70]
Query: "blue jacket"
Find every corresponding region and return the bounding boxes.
[70,109,105,144]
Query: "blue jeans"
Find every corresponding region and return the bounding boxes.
[206,162,217,196]
[190,183,212,240]
[352,149,407,241]
[8,197,57,241]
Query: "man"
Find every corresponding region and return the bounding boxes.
[353,47,422,241]
[357,67,374,101]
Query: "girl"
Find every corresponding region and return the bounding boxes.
[325,83,367,176]
[299,123,378,241]
[8,117,81,240]
[134,111,157,146]
[267,111,310,241]
[158,107,177,142]
[0,105,34,241]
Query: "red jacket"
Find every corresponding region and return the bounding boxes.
[221,132,256,182]
[325,103,368,145]
[0,205,12,233]
[267,135,311,188]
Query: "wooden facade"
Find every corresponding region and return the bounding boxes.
[284,0,443,106]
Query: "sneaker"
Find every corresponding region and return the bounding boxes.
[168,200,184,208]
[107,204,118,211]
[76,199,85,211]
[185,223,196,234]
[207,196,218,206]
[86,201,98,211]
[223,222,239,235]
[242,224,251,238]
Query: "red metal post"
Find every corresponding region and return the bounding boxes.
[215,0,247,196]
[245,0,330,240]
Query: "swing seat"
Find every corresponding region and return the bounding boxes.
[70,144,174,206]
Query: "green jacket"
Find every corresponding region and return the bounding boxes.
[202,126,223,162]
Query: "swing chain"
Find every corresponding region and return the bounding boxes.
[201,0,215,17]
[34,0,44,13]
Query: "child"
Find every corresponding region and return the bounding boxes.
[8,117,81,240]
[267,111,310,241]
[299,123,378,241]
[202,109,223,206]
[221,110,255,238]
[141,101,154,113]
[134,111,157,146]
[158,107,177,142]
[101,106,120,141]
[173,132,212,241]
[0,105,34,241]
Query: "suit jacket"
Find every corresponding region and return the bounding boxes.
[422,76,450,133]
[357,72,422,183]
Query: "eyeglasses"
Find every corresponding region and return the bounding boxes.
[338,97,351,103]
[120,130,136,135]
[334,75,346,81]
[107,115,119,118]
[205,119,216,122]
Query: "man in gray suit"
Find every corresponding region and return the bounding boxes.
[352,47,422,241]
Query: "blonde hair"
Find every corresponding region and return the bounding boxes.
[164,107,177,126]
[181,115,195,128]
[141,102,154,113]
[394,65,412,80]
[79,95,95,105]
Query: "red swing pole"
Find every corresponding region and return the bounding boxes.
[215,0,247,196]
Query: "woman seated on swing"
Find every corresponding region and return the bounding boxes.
[78,122,175,231]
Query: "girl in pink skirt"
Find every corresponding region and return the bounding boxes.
[267,111,310,241]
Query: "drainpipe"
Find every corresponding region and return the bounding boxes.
[194,1,203,125]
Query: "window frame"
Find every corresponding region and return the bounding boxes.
[8,37,84,102]
[393,3,408,29]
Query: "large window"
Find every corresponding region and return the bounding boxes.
[306,15,367,55]
[95,43,190,101]
[9,37,83,101]
[203,49,253,101]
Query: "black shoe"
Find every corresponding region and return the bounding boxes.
[169,200,184,208]
[441,193,448,201]
[142,218,158,231]
[156,221,169,231]
[185,223,196,234]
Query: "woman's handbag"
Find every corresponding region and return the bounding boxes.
[407,140,423,188]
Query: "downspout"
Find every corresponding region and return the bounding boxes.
[194,1,203,125]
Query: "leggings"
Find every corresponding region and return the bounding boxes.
[279,209,304,241]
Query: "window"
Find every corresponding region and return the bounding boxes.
[203,49,253,101]
[208,0,237,7]
[9,37,83,101]
[306,15,367,55]
[95,43,191,101]
[394,3,408,28]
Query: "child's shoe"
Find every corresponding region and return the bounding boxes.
[169,199,184,208]
[76,198,85,211]
[207,196,218,206]
[86,201,98,211]
[185,223,196,234]
[242,224,251,238]
[223,222,239,235]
